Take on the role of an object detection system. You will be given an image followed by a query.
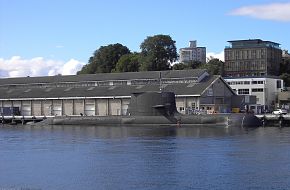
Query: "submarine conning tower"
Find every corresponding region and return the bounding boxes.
[128,91,178,116]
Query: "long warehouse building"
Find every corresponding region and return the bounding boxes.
[0,69,242,116]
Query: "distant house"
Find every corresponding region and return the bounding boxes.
[0,69,244,116]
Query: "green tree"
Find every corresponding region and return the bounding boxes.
[172,62,188,70]
[114,53,140,72]
[280,73,290,87]
[198,58,224,75]
[139,34,177,71]
[280,57,290,74]
[172,61,202,70]
[78,43,130,74]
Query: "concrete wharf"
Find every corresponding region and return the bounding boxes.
[1,113,288,127]
[1,115,53,125]
[255,114,290,127]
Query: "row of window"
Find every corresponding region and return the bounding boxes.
[233,88,264,95]
[1,78,199,89]
[179,106,212,112]
[225,49,266,60]
[227,80,264,85]
[224,61,266,71]
[225,72,266,77]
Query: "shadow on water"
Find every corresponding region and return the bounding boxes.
[1,124,253,139]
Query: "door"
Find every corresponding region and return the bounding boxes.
[22,105,31,116]
[85,104,95,116]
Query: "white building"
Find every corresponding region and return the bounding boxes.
[224,77,284,112]
[179,41,206,63]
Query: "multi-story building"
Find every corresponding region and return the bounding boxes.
[224,39,282,77]
[179,41,206,64]
[224,76,284,112]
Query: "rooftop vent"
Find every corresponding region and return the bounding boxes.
[136,85,144,89]
[64,87,73,92]
[45,88,53,92]
[187,83,196,87]
[108,86,116,90]
[87,87,95,91]
[7,89,13,93]
[24,89,31,93]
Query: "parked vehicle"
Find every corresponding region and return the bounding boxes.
[272,109,287,115]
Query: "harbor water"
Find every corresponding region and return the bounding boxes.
[1,125,290,190]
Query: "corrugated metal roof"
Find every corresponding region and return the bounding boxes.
[0,75,221,100]
[0,69,207,86]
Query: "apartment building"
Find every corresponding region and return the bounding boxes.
[179,41,206,64]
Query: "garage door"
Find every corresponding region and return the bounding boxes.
[53,105,62,116]
[85,104,95,116]
[22,105,31,116]
[121,104,128,115]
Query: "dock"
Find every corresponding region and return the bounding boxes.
[256,114,290,127]
[1,114,289,127]
[1,115,53,125]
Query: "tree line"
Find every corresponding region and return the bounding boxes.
[280,57,290,87]
[78,34,290,86]
[77,34,224,75]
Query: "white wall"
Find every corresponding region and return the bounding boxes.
[225,77,283,109]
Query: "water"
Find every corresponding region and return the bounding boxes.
[1,125,290,190]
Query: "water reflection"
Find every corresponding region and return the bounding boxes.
[1,124,252,139]
[1,125,290,190]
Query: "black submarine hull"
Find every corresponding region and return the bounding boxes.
[41,114,261,128]
[38,92,262,128]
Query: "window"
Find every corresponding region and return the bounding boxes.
[277,80,281,88]
[191,102,196,109]
[238,89,250,95]
[252,88,264,92]
[207,87,213,96]
[113,81,127,86]
[252,80,264,84]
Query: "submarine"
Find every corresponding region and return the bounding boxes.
[40,91,262,128]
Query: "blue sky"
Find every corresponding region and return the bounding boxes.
[1,0,290,77]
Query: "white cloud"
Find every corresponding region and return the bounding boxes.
[230,3,290,22]
[207,51,224,62]
[0,56,85,78]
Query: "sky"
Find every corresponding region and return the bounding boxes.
[1,0,290,78]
